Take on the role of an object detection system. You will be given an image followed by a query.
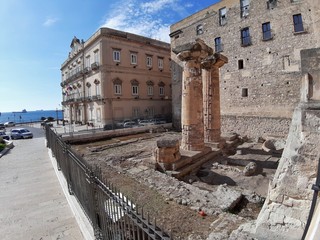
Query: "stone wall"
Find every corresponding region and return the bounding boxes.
[221,115,291,139]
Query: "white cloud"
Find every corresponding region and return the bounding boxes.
[43,17,58,27]
[100,0,189,43]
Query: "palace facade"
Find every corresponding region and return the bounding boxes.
[61,28,172,128]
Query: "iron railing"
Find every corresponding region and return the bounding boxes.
[45,125,171,240]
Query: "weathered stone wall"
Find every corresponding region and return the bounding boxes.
[221,115,291,139]
[170,0,320,134]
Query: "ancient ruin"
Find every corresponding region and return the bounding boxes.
[175,39,228,151]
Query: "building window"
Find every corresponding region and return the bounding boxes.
[85,56,90,68]
[86,83,92,97]
[219,7,227,26]
[146,55,152,68]
[238,59,244,69]
[131,79,139,96]
[293,14,304,32]
[267,0,277,9]
[241,27,251,46]
[158,58,164,69]
[158,81,165,96]
[214,37,223,52]
[146,107,154,118]
[147,80,154,96]
[159,86,165,96]
[262,22,272,40]
[113,49,121,62]
[96,108,101,122]
[240,0,250,17]
[147,85,154,96]
[94,50,100,64]
[114,84,122,94]
[113,78,122,95]
[242,88,248,97]
[196,24,203,35]
[131,52,137,65]
[132,85,138,95]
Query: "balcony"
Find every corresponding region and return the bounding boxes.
[91,62,99,70]
[82,67,91,74]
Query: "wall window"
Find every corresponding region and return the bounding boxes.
[113,49,121,62]
[94,79,100,96]
[158,81,165,96]
[114,84,122,94]
[131,79,139,96]
[132,85,138,95]
[131,52,137,65]
[196,24,203,35]
[240,0,250,17]
[96,108,101,122]
[238,59,244,69]
[147,80,154,96]
[242,88,248,97]
[113,78,122,95]
[146,55,153,68]
[267,0,277,9]
[293,14,304,32]
[94,50,100,64]
[262,22,272,40]
[219,7,227,26]
[214,37,223,52]
[86,82,92,97]
[241,27,251,46]
[146,107,155,118]
[159,86,165,96]
[158,58,164,69]
[85,56,90,68]
[148,85,154,96]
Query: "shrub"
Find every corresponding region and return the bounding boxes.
[0,143,6,152]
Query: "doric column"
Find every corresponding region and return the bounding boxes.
[176,40,213,151]
[201,53,228,143]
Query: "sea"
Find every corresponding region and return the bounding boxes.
[0,110,63,124]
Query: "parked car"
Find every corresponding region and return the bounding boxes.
[0,123,5,130]
[4,121,15,127]
[10,128,33,139]
[123,121,136,128]
[138,119,154,126]
[0,131,10,140]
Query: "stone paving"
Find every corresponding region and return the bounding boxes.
[0,133,83,240]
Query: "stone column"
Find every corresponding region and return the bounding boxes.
[176,40,213,151]
[201,53,228,144]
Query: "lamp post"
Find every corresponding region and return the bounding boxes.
[56,108,59,125]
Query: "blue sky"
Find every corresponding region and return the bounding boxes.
[0,0,219,113]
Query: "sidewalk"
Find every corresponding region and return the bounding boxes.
[0,135,84,240]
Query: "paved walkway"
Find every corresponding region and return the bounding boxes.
[0,135,84,240]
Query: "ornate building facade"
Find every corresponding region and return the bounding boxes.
[61,28,172,128]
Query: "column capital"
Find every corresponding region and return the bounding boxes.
[201,53,228,70]
[174,39,213,62]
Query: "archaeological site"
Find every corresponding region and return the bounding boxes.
[55,0,320,239]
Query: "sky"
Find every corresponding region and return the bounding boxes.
[0,0,219,113]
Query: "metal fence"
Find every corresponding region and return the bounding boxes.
[45,125,171,240]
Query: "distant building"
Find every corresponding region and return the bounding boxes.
[61,28,172,127]
[170,0,320,138]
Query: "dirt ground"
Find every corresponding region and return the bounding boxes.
[72,130,280,239]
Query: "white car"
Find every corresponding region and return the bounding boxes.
[4,121,15,127]
[10,128,33,139]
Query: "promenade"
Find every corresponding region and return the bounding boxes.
[0,129,84,240]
